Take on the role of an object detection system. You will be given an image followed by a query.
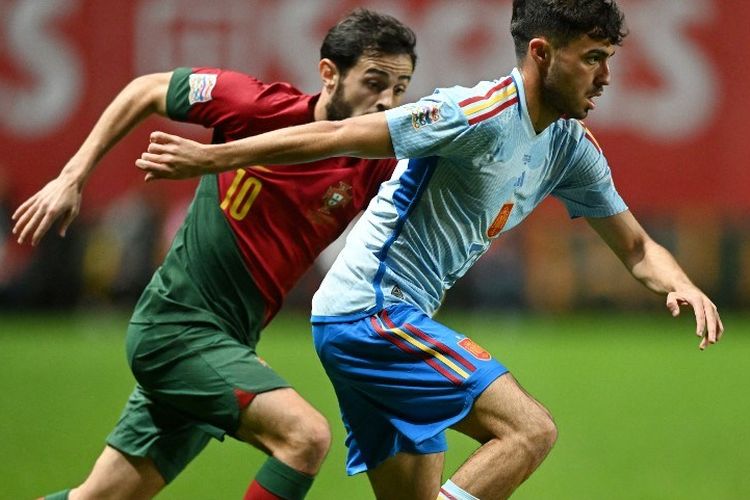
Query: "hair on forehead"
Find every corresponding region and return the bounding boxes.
[320,8,417,77]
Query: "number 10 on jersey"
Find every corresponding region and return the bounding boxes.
[220,169,263,220]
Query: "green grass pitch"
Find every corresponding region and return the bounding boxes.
[1,310,747,499]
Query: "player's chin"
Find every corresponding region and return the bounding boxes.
[358,108,383,116]
[567,107,589,120]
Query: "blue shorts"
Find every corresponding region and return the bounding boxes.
[312,303,508,475]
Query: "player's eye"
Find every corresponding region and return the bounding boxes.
[367,80,386,92]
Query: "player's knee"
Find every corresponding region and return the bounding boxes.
[285,411,331,464]
[519,411,557,461]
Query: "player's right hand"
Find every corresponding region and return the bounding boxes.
[136,131,210,181]
[12,174,82,246]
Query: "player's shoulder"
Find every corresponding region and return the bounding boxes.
[554,118,603,154]
[440,75,519,126]
[183,67,304,97]
[423,75,514,105]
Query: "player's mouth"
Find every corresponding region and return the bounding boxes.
[586,90,603,110]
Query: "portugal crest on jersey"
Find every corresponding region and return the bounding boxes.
[308,181,353,225]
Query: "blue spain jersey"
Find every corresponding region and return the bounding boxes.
[311,68,627,321]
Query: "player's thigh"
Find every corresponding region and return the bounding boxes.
[366,451,444,500]
[107,385,214,484]
[73,445,164,500]
[235,387,330,453]
[127,322,289,435]
[452,373,555,443]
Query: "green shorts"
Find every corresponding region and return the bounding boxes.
[106,176,289,483]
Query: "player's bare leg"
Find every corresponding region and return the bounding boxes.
[69,445,165,500]
[366,450,444,500]
[235,387,331,476]
[236,388,330,498]
[449,373,557,499]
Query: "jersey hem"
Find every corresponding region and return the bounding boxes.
[310,307,380,324]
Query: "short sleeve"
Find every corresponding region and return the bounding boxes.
[166,67,255,129]
[385,91,469,160]
[165,67,197,121]
[553,138,628,218]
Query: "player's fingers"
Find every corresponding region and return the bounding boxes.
[706,304,718,345]
[146,141,171,155]
[14,201,44,243]
[58,208,78,238]
[708,301,724,342]
[136,158,173,180]
[17,207,47,245]
[149,130,181,147]
[31,212,59,246]
[150,130,171,144]
[699,335,707,351]
[717,316,725,340]
[665,294,680,317]
[136,163,165,180]
[136,157,160,172]
[692,302,706,338]
[139,152,170,164]
[12,201,37,236]
[705,318,717,346]
[12,193,38,221]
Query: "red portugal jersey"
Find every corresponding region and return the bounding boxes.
[166,67,395,324]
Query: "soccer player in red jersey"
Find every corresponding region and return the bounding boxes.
[13,9,416,500]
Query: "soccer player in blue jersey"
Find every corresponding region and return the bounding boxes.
[137,1,724,498]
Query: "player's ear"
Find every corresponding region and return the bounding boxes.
[319,58,339,91]
[529,37,552,69]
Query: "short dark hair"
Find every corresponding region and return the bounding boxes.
[511,0,628,60]
[320,8,417,76]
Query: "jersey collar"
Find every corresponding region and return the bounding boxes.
[510,67,547,139]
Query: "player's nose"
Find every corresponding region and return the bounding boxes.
[376,89,397,111]
[596,60,611,86]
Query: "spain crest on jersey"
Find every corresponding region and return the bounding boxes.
[458,337,491,361]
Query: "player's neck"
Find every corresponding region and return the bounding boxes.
[313,97,327,121]
[517,66,560,134]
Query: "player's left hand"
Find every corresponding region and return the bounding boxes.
[666,288,724,350]
[135,131,213,181]
[12,173,82,246]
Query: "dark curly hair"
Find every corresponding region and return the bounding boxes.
[511,0,628,60]
[320,8,417,76]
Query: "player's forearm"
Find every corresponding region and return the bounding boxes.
[204,113,395,172]
[63,72,171,187]
[587,212,697,296]
[628,239,695,295]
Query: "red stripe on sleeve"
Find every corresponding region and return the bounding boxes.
[467,96,518,125]
[458,77,513,107]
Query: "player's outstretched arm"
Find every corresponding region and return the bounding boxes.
[12,72,172,246]
[586,210,724,350]
[135,111,395,181]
